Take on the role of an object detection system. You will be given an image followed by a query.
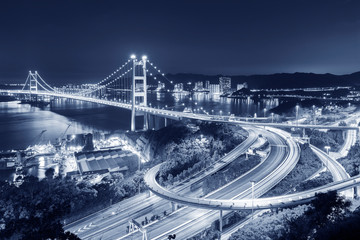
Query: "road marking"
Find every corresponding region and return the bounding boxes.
[74,222,97,233]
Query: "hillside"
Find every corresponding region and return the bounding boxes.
[160,71,360,90]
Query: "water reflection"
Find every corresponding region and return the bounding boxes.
[0,93,279,180]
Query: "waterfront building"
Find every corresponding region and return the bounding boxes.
[156,82,165,92]
[205,80,210,90]
[194,81,204,91]
[237,82,248,90]
[75,148,138,175]
[174,83,184,92]
[54,83,97,94]
[219,77,231,94]
[209,84,220,94]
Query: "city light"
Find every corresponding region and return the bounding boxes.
[130,54,136,59]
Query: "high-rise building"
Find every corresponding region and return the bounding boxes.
[174,83,184,92]
[156,82,165,91]
[219,77,231,94]
[209,84,220,94]
[194,81,204,91]
[205,81,210,90]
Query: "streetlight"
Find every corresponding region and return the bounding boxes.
[138,157,141,193]
[295,104,299,127]
[312,105,316,125]
[325,145,331,155]
[324,146,331,168]
[250,181,256,218]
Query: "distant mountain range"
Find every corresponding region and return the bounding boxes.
[160,71,360,89]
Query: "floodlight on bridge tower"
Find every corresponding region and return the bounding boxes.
[131,55,148,131]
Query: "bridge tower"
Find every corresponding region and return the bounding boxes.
[29,71,38,93]
[131,55,148,131]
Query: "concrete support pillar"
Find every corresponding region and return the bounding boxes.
[147,190,152,198]
[219,210,223,232]
[144,113,149,130]
[164,117,168,127]
[131,108,136,132]
[354,187,358,199]
[171,202,178,212]
[343,131,347,141]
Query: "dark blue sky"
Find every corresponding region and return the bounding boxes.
[1,0,360,84]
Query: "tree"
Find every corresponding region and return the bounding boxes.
[283,191,351,240]
[45,167,55,179]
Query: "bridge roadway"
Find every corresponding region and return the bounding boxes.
[1,89,358,131]
[65,127,259,238]
[119,128,299,240]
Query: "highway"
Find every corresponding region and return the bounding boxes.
[311,145,350,182]
[337,123,357,158]
[67,127,294,240]
[65,127,259,239]
[125,128,298,240]
[221,114,359,239]
[143,128,299,211]
[221,140,355,240]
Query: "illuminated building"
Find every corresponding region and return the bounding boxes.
[219,77,231,94]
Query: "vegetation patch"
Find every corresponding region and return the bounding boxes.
[229,191,353,240]
[262,143,324,197]
[337,142,360,177]
[0,167,147,239]
[156,122,247,185]
[202,154,261,195]
[306,129,344,152]
[295,171,332,192]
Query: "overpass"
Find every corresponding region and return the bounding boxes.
[144,162,360,211]
[143,127,358,212]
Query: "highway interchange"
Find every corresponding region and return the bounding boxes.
[66,126,300,239]
[66,122,358,240]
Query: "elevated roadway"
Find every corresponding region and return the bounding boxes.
[145,145,360,213]
[144,127,300,211]
[1,89,358,131]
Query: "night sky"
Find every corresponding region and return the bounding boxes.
[1,0,360,84]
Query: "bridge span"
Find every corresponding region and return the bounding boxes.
[1,89,357,131]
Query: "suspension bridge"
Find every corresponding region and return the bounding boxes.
[0,55,357,131]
